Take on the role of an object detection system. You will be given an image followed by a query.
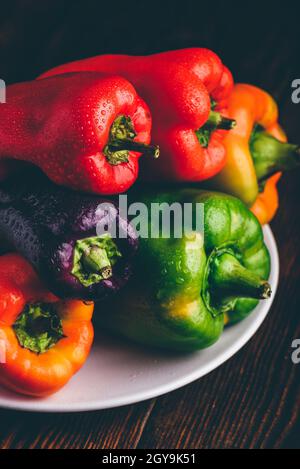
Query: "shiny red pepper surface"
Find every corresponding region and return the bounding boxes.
[0,73,157,194]
[40,48,234,181]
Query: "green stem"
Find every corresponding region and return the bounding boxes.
[250,130,300,182]
[196,111,236,148]
[81,246,113,280]
[206,111,237,130]
[72,236,122,287]
[210,252,271,301]
[108,138,160,159]
[104,114,160,165]
[13,303,64,354]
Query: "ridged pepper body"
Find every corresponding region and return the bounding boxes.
[40,48,234,182]
[0,73,157,195]
[208,84,300,223]
[0,254,94,397]
[96,190,271,352]
[0,171,138,301]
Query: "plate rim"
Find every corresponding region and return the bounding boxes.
[0,225,279,413]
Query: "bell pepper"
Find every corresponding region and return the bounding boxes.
[95,189,271,352]
[208,84,300,222]
[39,48,235,182]
[0,170,138,301]
[0,73,159,195]
[0,253,94,397]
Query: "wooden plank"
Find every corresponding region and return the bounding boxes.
[0,400,156,449]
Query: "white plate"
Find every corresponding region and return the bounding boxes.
[0,226,279,413]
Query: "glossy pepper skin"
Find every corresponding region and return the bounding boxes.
[209,84,300,222]
[0,73,158,195]
[0,254,94,397]
[39,48,235,182]
[95,190,271,352]
[0,171,138,301]
[251,173,281,225]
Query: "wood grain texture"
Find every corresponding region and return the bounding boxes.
[0,0,299,450]
[0,401,156,449]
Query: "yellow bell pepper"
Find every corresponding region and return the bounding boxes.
[210,84,300,223]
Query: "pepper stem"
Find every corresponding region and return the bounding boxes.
[108,138,160,159]
[71,236,122,287]
[13,303,64,354]
[196,111,236,148]
[81,246,113,280]
[104,114,160,165]
[250,130,300,182]
[210,252,271,301]
[206,111,237,130]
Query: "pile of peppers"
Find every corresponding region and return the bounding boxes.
[0,48,298,397]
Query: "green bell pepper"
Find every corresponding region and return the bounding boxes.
[96,190,271,352]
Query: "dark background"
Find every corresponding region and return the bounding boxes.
[0,0,300,449]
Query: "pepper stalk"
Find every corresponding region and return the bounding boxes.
[104,115,160,165]
[250,127,300,183]
[210,252,271,300]
[196,109,236,148]
[204,248,271,316]
[13,303,64,354]
[72,236,122,287]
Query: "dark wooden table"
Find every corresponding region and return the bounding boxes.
[0,0,299,449]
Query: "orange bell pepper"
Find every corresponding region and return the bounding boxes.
[0,253,94,397]
[251,173,281,225]
[209,84,300,223]
[250,124,286,224]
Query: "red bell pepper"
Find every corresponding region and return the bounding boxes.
[39,48,235,182]
[0,73,158,195]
